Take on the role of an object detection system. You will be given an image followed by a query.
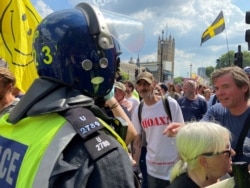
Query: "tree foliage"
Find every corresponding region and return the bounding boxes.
[173,76,183,84]
[174,51,250,85]
[120,71,129,81]
[242,51,250,67]
[215,50,250,69]
[215,51,234,69]
[205,66,215,78]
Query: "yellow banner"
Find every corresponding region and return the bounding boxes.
[0,0,41,92]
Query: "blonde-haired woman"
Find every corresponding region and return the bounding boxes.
[168,122,235,188]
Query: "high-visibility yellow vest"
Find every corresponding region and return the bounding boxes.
[0,112,70,188]
[0,110,127,188]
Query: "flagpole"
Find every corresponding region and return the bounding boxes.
[224,19,231,66]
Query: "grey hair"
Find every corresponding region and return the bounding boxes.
[185,80,197,89]
[170,121,231,182]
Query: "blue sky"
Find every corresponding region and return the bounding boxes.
[31,0,250,78]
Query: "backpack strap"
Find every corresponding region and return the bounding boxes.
[235,113,250,155]
[138,95,172,124]
[60,107,120,161]
[138,100,144,124]
[162,95,172,121]
[212,95,219,106]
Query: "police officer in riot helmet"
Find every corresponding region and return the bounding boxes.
[0,3,143,188]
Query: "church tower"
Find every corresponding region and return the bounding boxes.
[157,30,175,82]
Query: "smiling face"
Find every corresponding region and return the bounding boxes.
[0,0,42,92]
[213,73,248,110]
[0,0,41,66]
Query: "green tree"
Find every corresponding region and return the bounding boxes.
[215,50,250,69]
[120,71,129,81]
[242,51,250,67]
[215,51,234,69]
[205,66,215,78]
[173,76,183,84]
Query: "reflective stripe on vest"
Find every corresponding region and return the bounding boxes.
[33,121,76,188]
[0,113,68,188]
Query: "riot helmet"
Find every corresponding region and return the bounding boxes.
[33,3,144,97]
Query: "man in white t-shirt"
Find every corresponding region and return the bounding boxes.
[132,72,184,188]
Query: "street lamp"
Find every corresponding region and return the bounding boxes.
[160,40,164,82]
[190,64,192,78]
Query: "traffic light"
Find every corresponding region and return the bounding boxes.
[116,57,120,72]
[135,69,139,78]
[234,45,243,68]
[234,53,243,68]
[245,11,250,50]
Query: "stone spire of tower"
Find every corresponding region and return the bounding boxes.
[136,54,140,68]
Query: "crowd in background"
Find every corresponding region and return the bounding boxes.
[2,60,250,188]
[111,66,250,188]
[1,2,250,187]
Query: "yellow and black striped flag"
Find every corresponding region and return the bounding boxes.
[0,0,41,92]
[200,11,225,46]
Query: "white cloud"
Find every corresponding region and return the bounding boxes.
[33,0,53,18]
[37,0,249,79]
[140,52,157,63]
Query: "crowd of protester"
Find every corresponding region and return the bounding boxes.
[0,3,250,187]
[2,60,250,187]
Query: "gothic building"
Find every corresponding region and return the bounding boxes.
[120,29,175,82]
[157,30,175,82]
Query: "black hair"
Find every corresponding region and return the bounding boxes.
[159,83,168,92]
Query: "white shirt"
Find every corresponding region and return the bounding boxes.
[132,97,184,180]
[126,96,140,117]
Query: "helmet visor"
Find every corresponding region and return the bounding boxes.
[101,9,144,54]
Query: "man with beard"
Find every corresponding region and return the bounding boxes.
[178,80,207,122]
[132,71,184,187]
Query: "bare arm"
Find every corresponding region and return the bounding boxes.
[132,134,142,166]
[106,97,137,145]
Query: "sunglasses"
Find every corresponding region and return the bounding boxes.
[201,145,231,158]
[244,68,250,74]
